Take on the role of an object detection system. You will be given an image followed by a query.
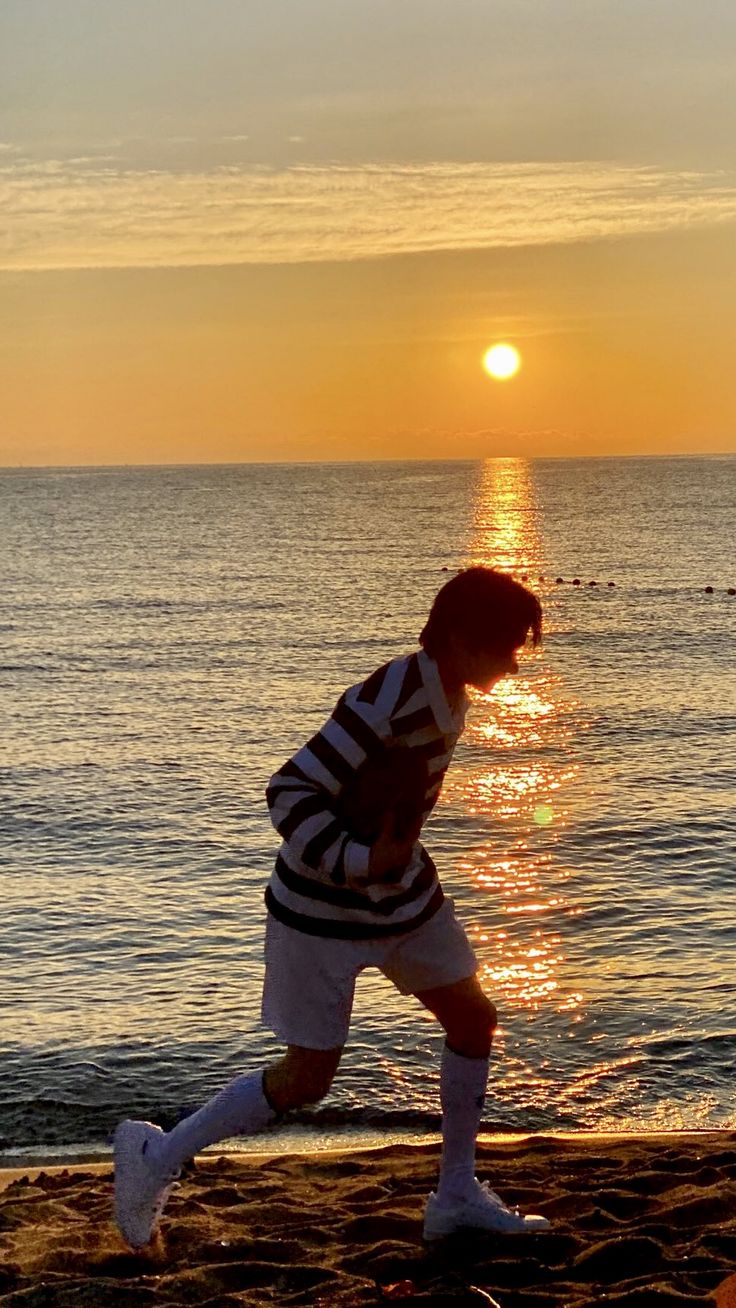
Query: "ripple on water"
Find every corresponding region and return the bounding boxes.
[1,457,735,1145]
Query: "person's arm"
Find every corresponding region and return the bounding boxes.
[266,684,408,888]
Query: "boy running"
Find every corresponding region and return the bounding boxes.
[114,566,550,1246]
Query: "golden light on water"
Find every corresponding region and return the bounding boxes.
[469,675,569,751]
[447,757,576,823]
[468,457,540,575]
[460,845,584,1013]
[483,342,521,380]
[448,457,585,1021]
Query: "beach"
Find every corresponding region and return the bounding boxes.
[2,1132,735,1306]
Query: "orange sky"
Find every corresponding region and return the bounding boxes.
[2,1,736,464]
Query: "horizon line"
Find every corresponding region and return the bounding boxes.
[1,450,733,473]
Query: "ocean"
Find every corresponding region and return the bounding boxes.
[1,456,734,1158]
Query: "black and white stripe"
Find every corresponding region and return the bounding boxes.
[265,650,466,939]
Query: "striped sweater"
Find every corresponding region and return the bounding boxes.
[265,649,468,939]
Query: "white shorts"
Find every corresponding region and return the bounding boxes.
[261,897,478,1051]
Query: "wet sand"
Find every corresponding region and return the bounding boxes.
[2,1132,736,1305]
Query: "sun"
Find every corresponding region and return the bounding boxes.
[483,343,521,380]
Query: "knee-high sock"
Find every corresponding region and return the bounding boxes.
[158,1072,276,1173]
[436,1043,490,1205]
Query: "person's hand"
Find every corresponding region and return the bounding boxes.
[367,812,416,884]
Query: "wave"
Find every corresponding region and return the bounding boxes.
[0,1096,578,1155]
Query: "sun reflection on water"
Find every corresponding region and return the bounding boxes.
[451,458,585,1022]
[448,759,577,822]
[467,669,579,751]
[467,458,544,576]
[455,842,584,1014]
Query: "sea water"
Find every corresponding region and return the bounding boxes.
[1,456,734,1154]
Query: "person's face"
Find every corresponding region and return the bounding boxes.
[462,641,523,692]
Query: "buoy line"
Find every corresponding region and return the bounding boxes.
[441,569,734,594]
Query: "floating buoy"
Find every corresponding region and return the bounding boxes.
[589,580,597,587]
[521,573,529,581]
[705,586,714,593]
[538,575,545,582]
[728,587,735,596]
[572,578,581,586]
[441,566,448,571]
[607,581,615,587]
[555,577,564,584]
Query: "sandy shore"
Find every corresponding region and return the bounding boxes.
[2,1132,736,1305]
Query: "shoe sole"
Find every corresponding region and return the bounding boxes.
[424,1224,549,1239]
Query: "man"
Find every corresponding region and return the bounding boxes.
[114,567,550,1247]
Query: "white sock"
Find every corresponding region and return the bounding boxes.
[157,1071,276,1173]
[436,1043,490,1206]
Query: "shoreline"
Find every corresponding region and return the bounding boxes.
[2,1125,733,1189]
[2,1124,733,1168]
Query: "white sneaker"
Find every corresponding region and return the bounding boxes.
[113,1119,180,1248]
[423,1178,551,1240]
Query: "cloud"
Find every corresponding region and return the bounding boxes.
[2,158,736,272]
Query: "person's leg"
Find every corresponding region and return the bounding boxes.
[263,1044,342,1114]
[113,1044,341,1249]
[159,1042,343,1169]
[381,902,549,1236]
[114,913,356,1248]
[416,974,549,1235]
[415,974,496,1206]
[380,903,493,1207]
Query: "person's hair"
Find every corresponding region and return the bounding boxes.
[420,567,542,658]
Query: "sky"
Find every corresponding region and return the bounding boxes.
[2,0,736,465]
